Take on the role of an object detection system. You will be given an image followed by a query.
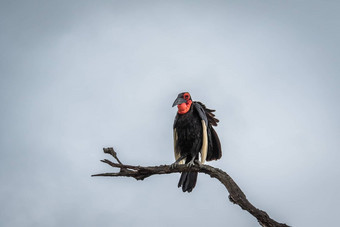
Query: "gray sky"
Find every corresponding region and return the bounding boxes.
[1,0,339,226]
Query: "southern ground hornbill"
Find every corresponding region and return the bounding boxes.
[172,92,222,192]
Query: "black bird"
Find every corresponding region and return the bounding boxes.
[172,92,222,192]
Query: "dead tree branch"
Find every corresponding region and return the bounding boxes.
[92,147,290,227]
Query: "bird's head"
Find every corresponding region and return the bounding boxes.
[172,92,193,114]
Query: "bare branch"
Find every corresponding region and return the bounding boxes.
[92,147,290,227]
[103,147,123,164]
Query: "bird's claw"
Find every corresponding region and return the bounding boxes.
[187,160,195,168]
[196,161,203,167]
[170,162,178,169]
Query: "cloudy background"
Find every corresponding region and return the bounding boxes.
[1,0,339,226]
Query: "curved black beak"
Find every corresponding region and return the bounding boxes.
[172,97,186,107]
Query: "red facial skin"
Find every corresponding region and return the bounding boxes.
[177,93,192,114]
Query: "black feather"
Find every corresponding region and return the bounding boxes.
[193,101,222,161]
[206,126,222,161]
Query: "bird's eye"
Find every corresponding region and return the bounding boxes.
[184,93,190,100]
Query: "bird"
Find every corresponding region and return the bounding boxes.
[172,92,222,192]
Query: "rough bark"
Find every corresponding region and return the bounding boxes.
[92,147,290,227]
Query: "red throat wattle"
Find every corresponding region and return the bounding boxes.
[177,100,192,114]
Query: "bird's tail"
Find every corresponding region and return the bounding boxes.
[178,171,198,193]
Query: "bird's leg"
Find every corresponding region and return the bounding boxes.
[196,159,203,167]
[187,156,196,167]
[170,155,187,169]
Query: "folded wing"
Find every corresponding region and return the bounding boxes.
[193,102,222,162]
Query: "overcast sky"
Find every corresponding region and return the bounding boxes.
[1,1,339,226]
